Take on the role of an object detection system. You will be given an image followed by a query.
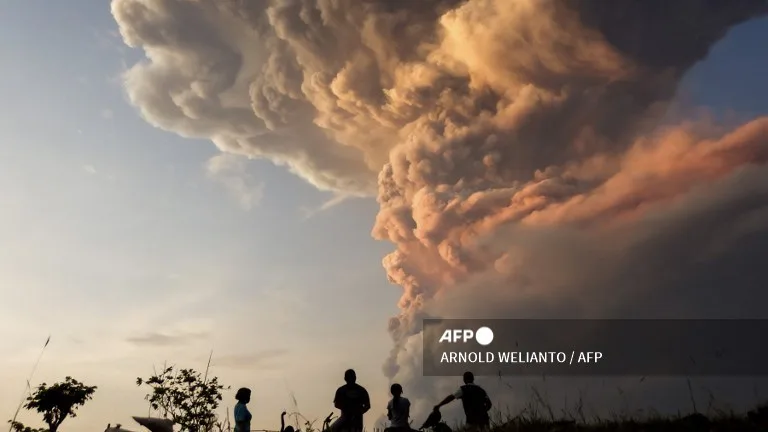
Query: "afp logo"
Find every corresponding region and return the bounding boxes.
[438,326,494,346]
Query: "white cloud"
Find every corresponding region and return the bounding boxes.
[81,164,117,182]
[205,153,265,211]
[299,194,352,220]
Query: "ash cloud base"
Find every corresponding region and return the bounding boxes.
[422,319,768,376]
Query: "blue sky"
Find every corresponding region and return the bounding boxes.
[1,1,767,431]
[0,1,402,429]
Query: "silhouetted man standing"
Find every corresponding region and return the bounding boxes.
[330,369,371,432]
[434,371,492,430]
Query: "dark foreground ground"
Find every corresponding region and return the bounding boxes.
[433,404,768,432]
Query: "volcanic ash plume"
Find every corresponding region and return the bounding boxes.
[371,0,768,377]
[112,0,768,417]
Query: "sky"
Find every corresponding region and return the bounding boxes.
[0,1,402,430]
[1,1,768,431]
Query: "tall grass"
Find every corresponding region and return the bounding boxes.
[7,336,51,432]
[428,375,768,432]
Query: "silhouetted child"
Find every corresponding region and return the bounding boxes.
[419,408,451,432]
[234,388,253,432]
[281,410,296,432]
[385,383,411,432]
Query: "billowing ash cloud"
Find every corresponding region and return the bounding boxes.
[112,0,768,424]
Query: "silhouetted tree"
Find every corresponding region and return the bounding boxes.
[137,365,229,432]
[22,376,97,432]
[6,420,48,432]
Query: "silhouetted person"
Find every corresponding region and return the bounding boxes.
[234,387,253,432]
[418,409,451,432]
[434,372,491,430]
[419,409,441,431]
[330,369,371,432]
[385,383,411,432]
[281,411,296,432]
